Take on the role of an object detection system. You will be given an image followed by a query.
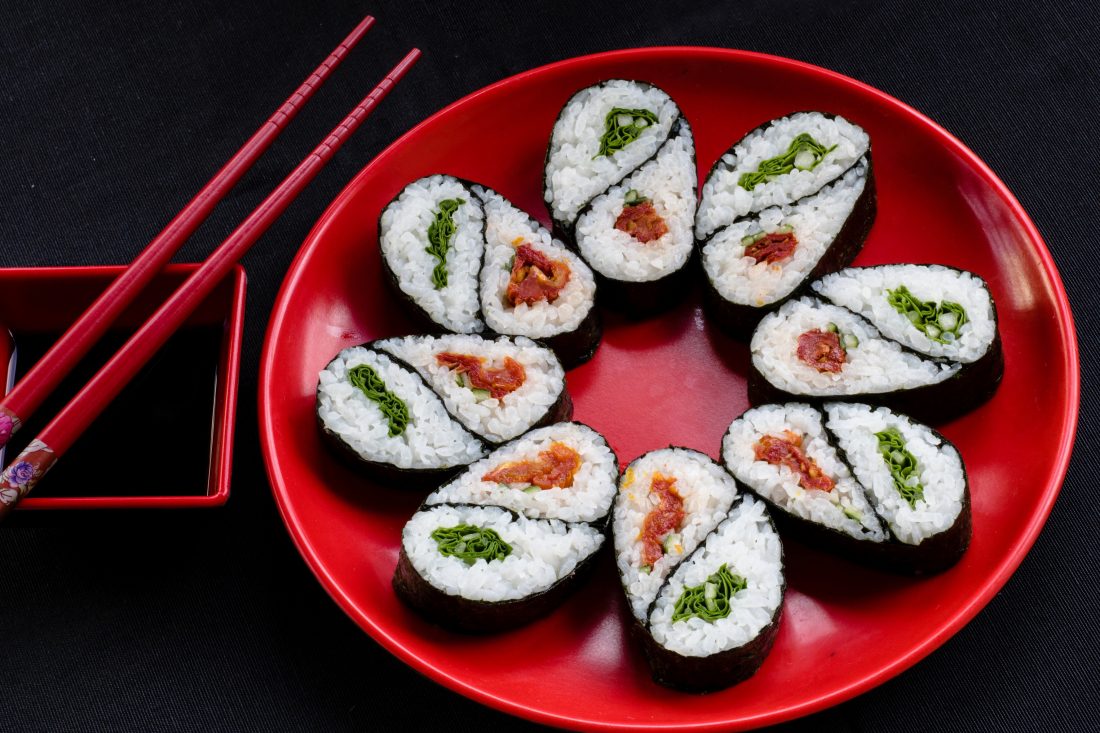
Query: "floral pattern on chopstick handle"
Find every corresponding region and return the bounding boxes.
[0,407,21,445]
[0,439,56,512]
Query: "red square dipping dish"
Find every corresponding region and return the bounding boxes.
[0,263,245,510]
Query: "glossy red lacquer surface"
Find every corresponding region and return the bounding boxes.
[259,49,1078,730]
[0,263,246,509]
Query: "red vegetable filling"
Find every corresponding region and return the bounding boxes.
[614,201,669,243]
[482,442,582,489]
[754,430,835,492]
[797,329,846,373]
[506,243,571,306]
[435,352,526,399]
[639,473,685,567]
[745,231,798,264]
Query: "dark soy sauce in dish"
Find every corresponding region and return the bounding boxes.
[5,325,223,498]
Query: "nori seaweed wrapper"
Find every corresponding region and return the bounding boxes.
[315,345,486,490]
[541,306,602,369]
[373,335,575,445]
[392,504,605,633]
[377,176,488,335]
[701,157,877,340]
[746,350,1001,425]
[722,404,972,576]
[544,79,682,241]
[570,115,699,318]
[636,496,786,692]
[635,608,783,693]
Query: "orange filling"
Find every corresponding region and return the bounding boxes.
[614,201,668,243]
[753,431,835,492]
[745,231,798,264]
[506,243,571,306]
[482,442,582,489]
[639,473,685,567]
[797,329,846,373]
[435,352,526,399]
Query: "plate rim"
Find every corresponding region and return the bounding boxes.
[258,45,1080,731]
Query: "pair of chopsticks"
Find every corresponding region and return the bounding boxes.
[0,16,420,519]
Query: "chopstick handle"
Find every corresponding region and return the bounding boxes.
[0,14,376,450]
[0,441,56,510]
[0,48,421,520]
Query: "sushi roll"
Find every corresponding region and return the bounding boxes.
[823,402,970,572]
[474,185,601,368]
[612,448,783,691]
[811,264,1003,397]
[392,503,605,632]
[613,449,740,624]
[379,174,486,334]
[573,116,698,316]
[316,345,486,487]
[722,403,970,574]
[700,158,875,337]
[423,422,619,526]
[696,112,871,241]
[748,297,978,423]
[641,495,784,691]
[374,334,571,445]
[544,79,682,239]
[721,403,890,555]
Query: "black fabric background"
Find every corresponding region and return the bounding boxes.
[1,1,1096,731]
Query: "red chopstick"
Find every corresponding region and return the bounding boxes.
[0,14,376,451]
[0,48,422,518]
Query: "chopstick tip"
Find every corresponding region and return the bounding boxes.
[388,48,422,79]
[346,15,376,46]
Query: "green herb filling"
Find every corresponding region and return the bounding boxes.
[875,427,925,508]
[425,198,465,290]
[347,364,409,437]
[671,564,747,623]
[430,524,512,565]
[595,108,659,158]
[740,224,794,247]
[885,285,968,344]
[738,133,837,191]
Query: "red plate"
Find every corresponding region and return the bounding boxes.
[259,48,1078,730]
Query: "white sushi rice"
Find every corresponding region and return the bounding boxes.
[648,496,783,656]
[613,449,739,622]
[573,119,696,282]
[721,404,886,541]
[402,504,604,602]
[379,175,486,333]
[811,265,996,363]
[751,298,960,396]
[374,334,565,444]
[702,159,868,307]
[545,80,680,228]
[824,402,965,545]
[423,423,618,524]
[475,186,596,338]
[316,346,486,469]
[696,112,870,241]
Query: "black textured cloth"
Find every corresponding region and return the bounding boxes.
[1,1,1096,731]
